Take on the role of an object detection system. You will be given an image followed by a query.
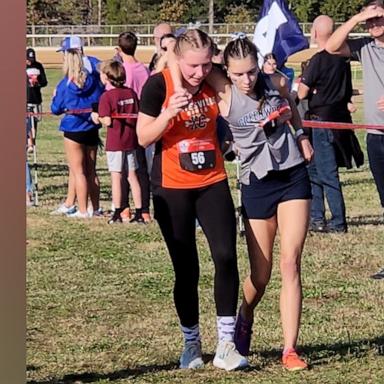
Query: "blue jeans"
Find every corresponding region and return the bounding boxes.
[26,161,33,193]
[367,133,384,208]
[307,128,346,229]
[26,117,33,193]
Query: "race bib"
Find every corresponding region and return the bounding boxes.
[178,139,216,172]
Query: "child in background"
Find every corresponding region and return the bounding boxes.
[92,60,144,224]
[115,31,152,223]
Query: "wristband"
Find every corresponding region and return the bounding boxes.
[295,128,305,139]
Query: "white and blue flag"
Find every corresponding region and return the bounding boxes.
[253,0,308,67]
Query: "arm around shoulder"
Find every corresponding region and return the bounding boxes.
[205,66,232,116]
[137,109,175,147]
[137,86,192,147]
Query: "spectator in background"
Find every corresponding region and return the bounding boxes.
[262,52,278,75]
[51,36,104,218]
[115,31,150,98]
[326,0,384,278]
[26,48,48,151]
[149,22,173,72]
[298,15,364,234]
[152,33,176,73]
[114,31,152,223]
[92,60,143,224]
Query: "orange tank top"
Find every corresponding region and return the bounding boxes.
[153,69,227,189]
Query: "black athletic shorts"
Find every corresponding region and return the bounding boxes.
[64,129,100,147]
[241,163,312,220]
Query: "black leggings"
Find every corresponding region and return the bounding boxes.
[153,179,239,327]
[135,146,151,213]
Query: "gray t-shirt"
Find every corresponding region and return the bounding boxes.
[225,84,303,184]
[348,37,384,135]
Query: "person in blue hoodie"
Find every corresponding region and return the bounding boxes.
[51,36,104,218]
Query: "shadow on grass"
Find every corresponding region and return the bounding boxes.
[31,163,110,179]
[347,214,384,227]
[27,336,383,383]
[342,177,375,186]
[27,362,179,384]
[253,334,384,367]
[27,354,261,384]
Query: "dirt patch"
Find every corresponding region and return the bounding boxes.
[34,46,320,68]
[34,47,156,68]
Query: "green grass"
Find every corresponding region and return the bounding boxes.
[27,69,384,383]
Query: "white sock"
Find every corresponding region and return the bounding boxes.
[181,324,200,345]
[217,316,236,342]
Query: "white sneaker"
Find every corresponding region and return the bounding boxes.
[179,341,204,369]
[50,203,76,215]
[67,210,90,219]
[213,340,248,371]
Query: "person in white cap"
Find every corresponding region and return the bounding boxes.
[51,36,104,218]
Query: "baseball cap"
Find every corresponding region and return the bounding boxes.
[26,48,36,61]
[57,36,83,52]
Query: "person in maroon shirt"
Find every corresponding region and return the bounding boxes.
[92,60,143,223]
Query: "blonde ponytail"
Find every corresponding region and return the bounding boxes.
[63,49,87,88]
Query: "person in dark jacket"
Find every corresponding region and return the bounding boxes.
[26,48,47,105]
[51,36,104,218]
[26,48,48,150]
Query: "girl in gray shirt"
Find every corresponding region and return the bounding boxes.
[204,35,313,370]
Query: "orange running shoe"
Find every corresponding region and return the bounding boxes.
[120,207,132,222]
[282,349,308,371]
[142,212,152,223]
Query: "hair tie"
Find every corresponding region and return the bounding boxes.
[231,32,247,41]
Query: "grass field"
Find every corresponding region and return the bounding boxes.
[27,69,384,383]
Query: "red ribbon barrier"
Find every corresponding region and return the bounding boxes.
[26,108,383,129]
[26,108,138,119]
[302,120,384,130]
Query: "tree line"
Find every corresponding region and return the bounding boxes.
[27,0,365,26]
